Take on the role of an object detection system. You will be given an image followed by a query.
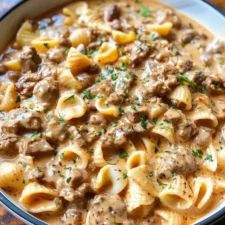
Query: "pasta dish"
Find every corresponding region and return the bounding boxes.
[1,0,225,224]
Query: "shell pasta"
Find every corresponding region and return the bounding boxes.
[1,0,225,225]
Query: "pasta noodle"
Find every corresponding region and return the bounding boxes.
[125,179,154,217]
[112,30,136,45]
[94,42,119,64]
[20,182,61,213]
[66,47,93,75]
[0,82,18,111]
[56,92,87,121]
[94,165,127,194]
[16,20,38,46]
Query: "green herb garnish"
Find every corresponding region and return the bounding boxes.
[140,6,151,17]
[119,150,128,159]
[66,177,72,184]
[192,149,203,159]
[205,154,213,162]
[119,61,128,71]
[64,95,75,102]
[43,43,49,49]
[30,131,40,138]
[140,116,148,129]
[122,172,128,179]
[82,90,94,100]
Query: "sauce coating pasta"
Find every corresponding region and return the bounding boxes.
[1,1,225,225]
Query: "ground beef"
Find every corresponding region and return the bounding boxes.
[16,63,57,96]
[89,113,107,128]
[130,41,152,66]
[27,167,44,182]
[87,194,130,225]
[70,124,103,148]
[7,71,21,82]
[76,73,96,90]
[18,136,54,155]
[2,109,42,134]
[20,46,41,72]
[0,63,6,75]
[107,92,124,105]
[0,131,18,152]
[104,4,121,22]
[126,106,149,123]
[16,71,41,96]
[156,151,198,178]
[180,29,197,45]
[47,48,65,63]
[156,9,181,28]
[33,76,59,108]
[45,114,68,142]
[164,108,182,123]
[194,126,213,148]
[60,208,83,225]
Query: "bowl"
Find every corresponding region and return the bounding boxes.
[0,0,225,224]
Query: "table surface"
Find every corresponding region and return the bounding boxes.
[0,0,225,224]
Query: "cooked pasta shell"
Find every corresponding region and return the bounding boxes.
[93,140,107,167]
[126,151,148,171]
[94,165,127,194]
[155,208,184,225]
[191,109,218,128]
[4,59,21,71]
[0,162,24,190]
[16,20,38,46]
[56,92,87,121]
[20,182,61,213]
[62,7,75,26]
[203,144,217,172]
[189,177,213,210]
[66,47,92,75]
[112,30,136,45]
[159,175,193,210]
[95,96,119,117]
[94,42,119,64]
[128,165,159,197]
[69,28,91,47]
[0,82,18,111]
[169,85,192,110]
[152,118,174,143]
[125,179,154,217]
[58,68,82,91]
[147,22,173,36]
[31,36,59,53]
[58,144,89,169]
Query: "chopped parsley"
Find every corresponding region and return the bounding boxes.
[86,48,96,58]
[64,47,69,55]
[192,149,203,159]
[111,73,118,81]
[59,153,64,160]
[205,154,213,162]
[219,59,225,66]
[111,121,118,127]
[66,177,72,184]
[122,172,128,179]
[22,179,26,184]
[82,90,95,100]
[119,150,128,159]
[58,114,65,124]
[43,43,49,49]
[119,107,125,115]
[16,95,21,103]
[140,6,151,17]
[30,131,40,138]
[177,73,207,93]
[131,104,137,111]
[140,116,148,129]
[64,95,75,102]
[135,0,142,3]
[157,179,168,189]
[19,162,28,169]
[150,32,159,41]
[119,61,128,71]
